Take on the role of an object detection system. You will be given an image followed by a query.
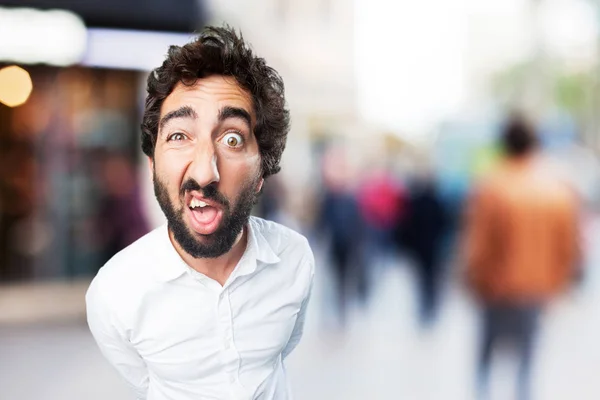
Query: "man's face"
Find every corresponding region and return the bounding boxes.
[152,75,263,258]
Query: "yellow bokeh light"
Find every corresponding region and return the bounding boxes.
[0,65,33,107]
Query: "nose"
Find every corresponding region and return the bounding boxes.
[187,141,220,188]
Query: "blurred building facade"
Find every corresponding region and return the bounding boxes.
[0,0,207,282]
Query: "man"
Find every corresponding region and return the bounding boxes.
[463,114,580,400]
[86,26,315,400]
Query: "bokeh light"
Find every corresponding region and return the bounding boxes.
[0,65,33,107]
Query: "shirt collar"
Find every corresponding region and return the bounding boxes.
[153,218,280,283]
[153,224,189,282]
[236,217,281,276]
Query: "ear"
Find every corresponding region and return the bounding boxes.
[256,177,264,193]
[147,157,154,176]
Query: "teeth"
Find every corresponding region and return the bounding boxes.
[190,199,208,209]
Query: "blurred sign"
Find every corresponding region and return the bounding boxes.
[0,0,204,32]
[0,7,87,66]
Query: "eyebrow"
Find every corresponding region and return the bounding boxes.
[219,106,252,129]
[159,106,198,132]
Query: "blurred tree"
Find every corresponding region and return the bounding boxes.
[554,71,593,117]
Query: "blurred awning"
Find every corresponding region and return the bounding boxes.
[0,0,206,32]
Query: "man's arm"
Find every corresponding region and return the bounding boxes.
[558,192,582,286]
[86,279,149,399]
[282,250,315,361]
[463,186,494,296]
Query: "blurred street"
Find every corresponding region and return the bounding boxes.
[2,215,600,400]
[2,1,600,399]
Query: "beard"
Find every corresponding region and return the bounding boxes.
[153,171,259,259]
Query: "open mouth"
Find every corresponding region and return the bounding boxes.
[185,192,223,235]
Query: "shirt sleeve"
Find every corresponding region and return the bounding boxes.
[282,248,315,361]
[86,278,149,399]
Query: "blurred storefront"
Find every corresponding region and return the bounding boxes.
[0,1,207,282]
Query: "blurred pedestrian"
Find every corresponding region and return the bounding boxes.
[397,173,447,327]
[86,26,314,400]
[317,146,364,327]
[357,165,406,300]
[463,114,580,400]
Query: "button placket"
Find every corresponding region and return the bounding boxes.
[217,288,240,385]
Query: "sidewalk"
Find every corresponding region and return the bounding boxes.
[0,279,91,325]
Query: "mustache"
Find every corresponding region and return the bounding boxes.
[180,179,230,207]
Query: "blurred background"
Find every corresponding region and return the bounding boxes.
[2,0,600,399]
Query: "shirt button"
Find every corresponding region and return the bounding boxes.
[229,376,235,384]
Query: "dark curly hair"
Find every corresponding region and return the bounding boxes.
[141,25,290,179]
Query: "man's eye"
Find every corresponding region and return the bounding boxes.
[167,133,186,142]
[222,132,243,148]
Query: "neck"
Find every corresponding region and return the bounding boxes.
[168,226,248,286]
[507,151,535,165]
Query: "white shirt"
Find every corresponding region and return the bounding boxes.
[86,217,314,400]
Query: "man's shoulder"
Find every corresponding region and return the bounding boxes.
[250,217,315,289]
[90,225,166,291]
[250,216,311,255]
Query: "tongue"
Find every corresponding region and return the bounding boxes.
[192,206,218,224]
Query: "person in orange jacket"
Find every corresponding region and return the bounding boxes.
[463,113,581,400]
